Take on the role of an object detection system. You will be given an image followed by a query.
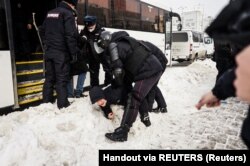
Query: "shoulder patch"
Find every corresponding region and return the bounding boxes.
[47,13,60,18]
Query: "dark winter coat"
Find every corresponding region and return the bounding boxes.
[70,33,89,76]
[212,67,236,100]
[213,42,235,81]
[40,2,78,56]
[142,41,168,71]
[79,23,105,62]
[108,31,163,82]
[90,83,130,105]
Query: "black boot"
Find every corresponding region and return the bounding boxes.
[105,125,130,142]
[151,107,168,113]
[141,113,151,127]
[159,107,168,113]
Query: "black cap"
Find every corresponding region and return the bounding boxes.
[84,15,97,26]
[89,86,105,104]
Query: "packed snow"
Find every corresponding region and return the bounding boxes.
[0,59,248,166]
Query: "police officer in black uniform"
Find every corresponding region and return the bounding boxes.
[141,41,168,113]
[40,0,79,109]
[79,15,112,87]
[98,31,163,142]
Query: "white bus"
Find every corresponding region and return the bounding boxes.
[0,0,172,111]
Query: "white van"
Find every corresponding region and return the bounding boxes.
[171,31,207,62]
[204,35,215,58]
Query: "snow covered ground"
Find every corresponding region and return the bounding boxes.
[0,59,248,166]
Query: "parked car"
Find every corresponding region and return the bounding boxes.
[171,30,207,62]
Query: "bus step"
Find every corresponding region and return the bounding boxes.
[16,60,43,65]
[15,52,44,61]
[18,91,56,105]
[16,69,43,76]
[18,79,45,88]
[31,52,43,55]
[18,84,43,96]
[16,60,43,71]
[18,92,43,105]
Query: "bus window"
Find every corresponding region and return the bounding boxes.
[112,0,140,30]
[0,2,9,50]
[141,2,159,32]
[172,33,188,42]
[77,0,86,25]
[159,9,165,33]
[87,0,110,27]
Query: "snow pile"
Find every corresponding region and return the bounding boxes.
[0,59,247,166]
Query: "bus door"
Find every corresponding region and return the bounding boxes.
[0,0,15,109]
[10,0,58,107]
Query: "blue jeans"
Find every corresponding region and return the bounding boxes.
[67,72,86,97]
[76,72,86,94]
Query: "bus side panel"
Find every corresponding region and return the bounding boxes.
[0,51,14,108]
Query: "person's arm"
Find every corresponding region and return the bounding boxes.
[63,12,78,57]
[212,67,236,100]
[109,42,124,86]
[196,67,236,110]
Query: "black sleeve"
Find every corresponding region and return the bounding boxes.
[212,67,236,100]
[63,12,78,55]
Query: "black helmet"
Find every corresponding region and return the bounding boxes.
[97,31,112,49]
[64,0,78,6]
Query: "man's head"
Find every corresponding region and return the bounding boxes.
[63,0,78,7]
[89,86,106,106]
[97,31,112,49]
[84,15,97,32]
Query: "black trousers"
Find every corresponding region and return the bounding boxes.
[89,57,100,87]
[43,50,70,109]
[121,72,162,127]
[147,85,167,111]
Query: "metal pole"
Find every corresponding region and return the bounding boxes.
[169,14,173,67]
[32,13,45,76]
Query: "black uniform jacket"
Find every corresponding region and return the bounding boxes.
[40,1,78,55]
[108,31,163,82]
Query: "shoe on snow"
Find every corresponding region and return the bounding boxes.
[141,115,151,127]
[160,107,168,113]
[151,107,161,113]
[105,126,129,142]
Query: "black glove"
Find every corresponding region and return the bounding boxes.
[113,68,124,86]
[70,54,78,64]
